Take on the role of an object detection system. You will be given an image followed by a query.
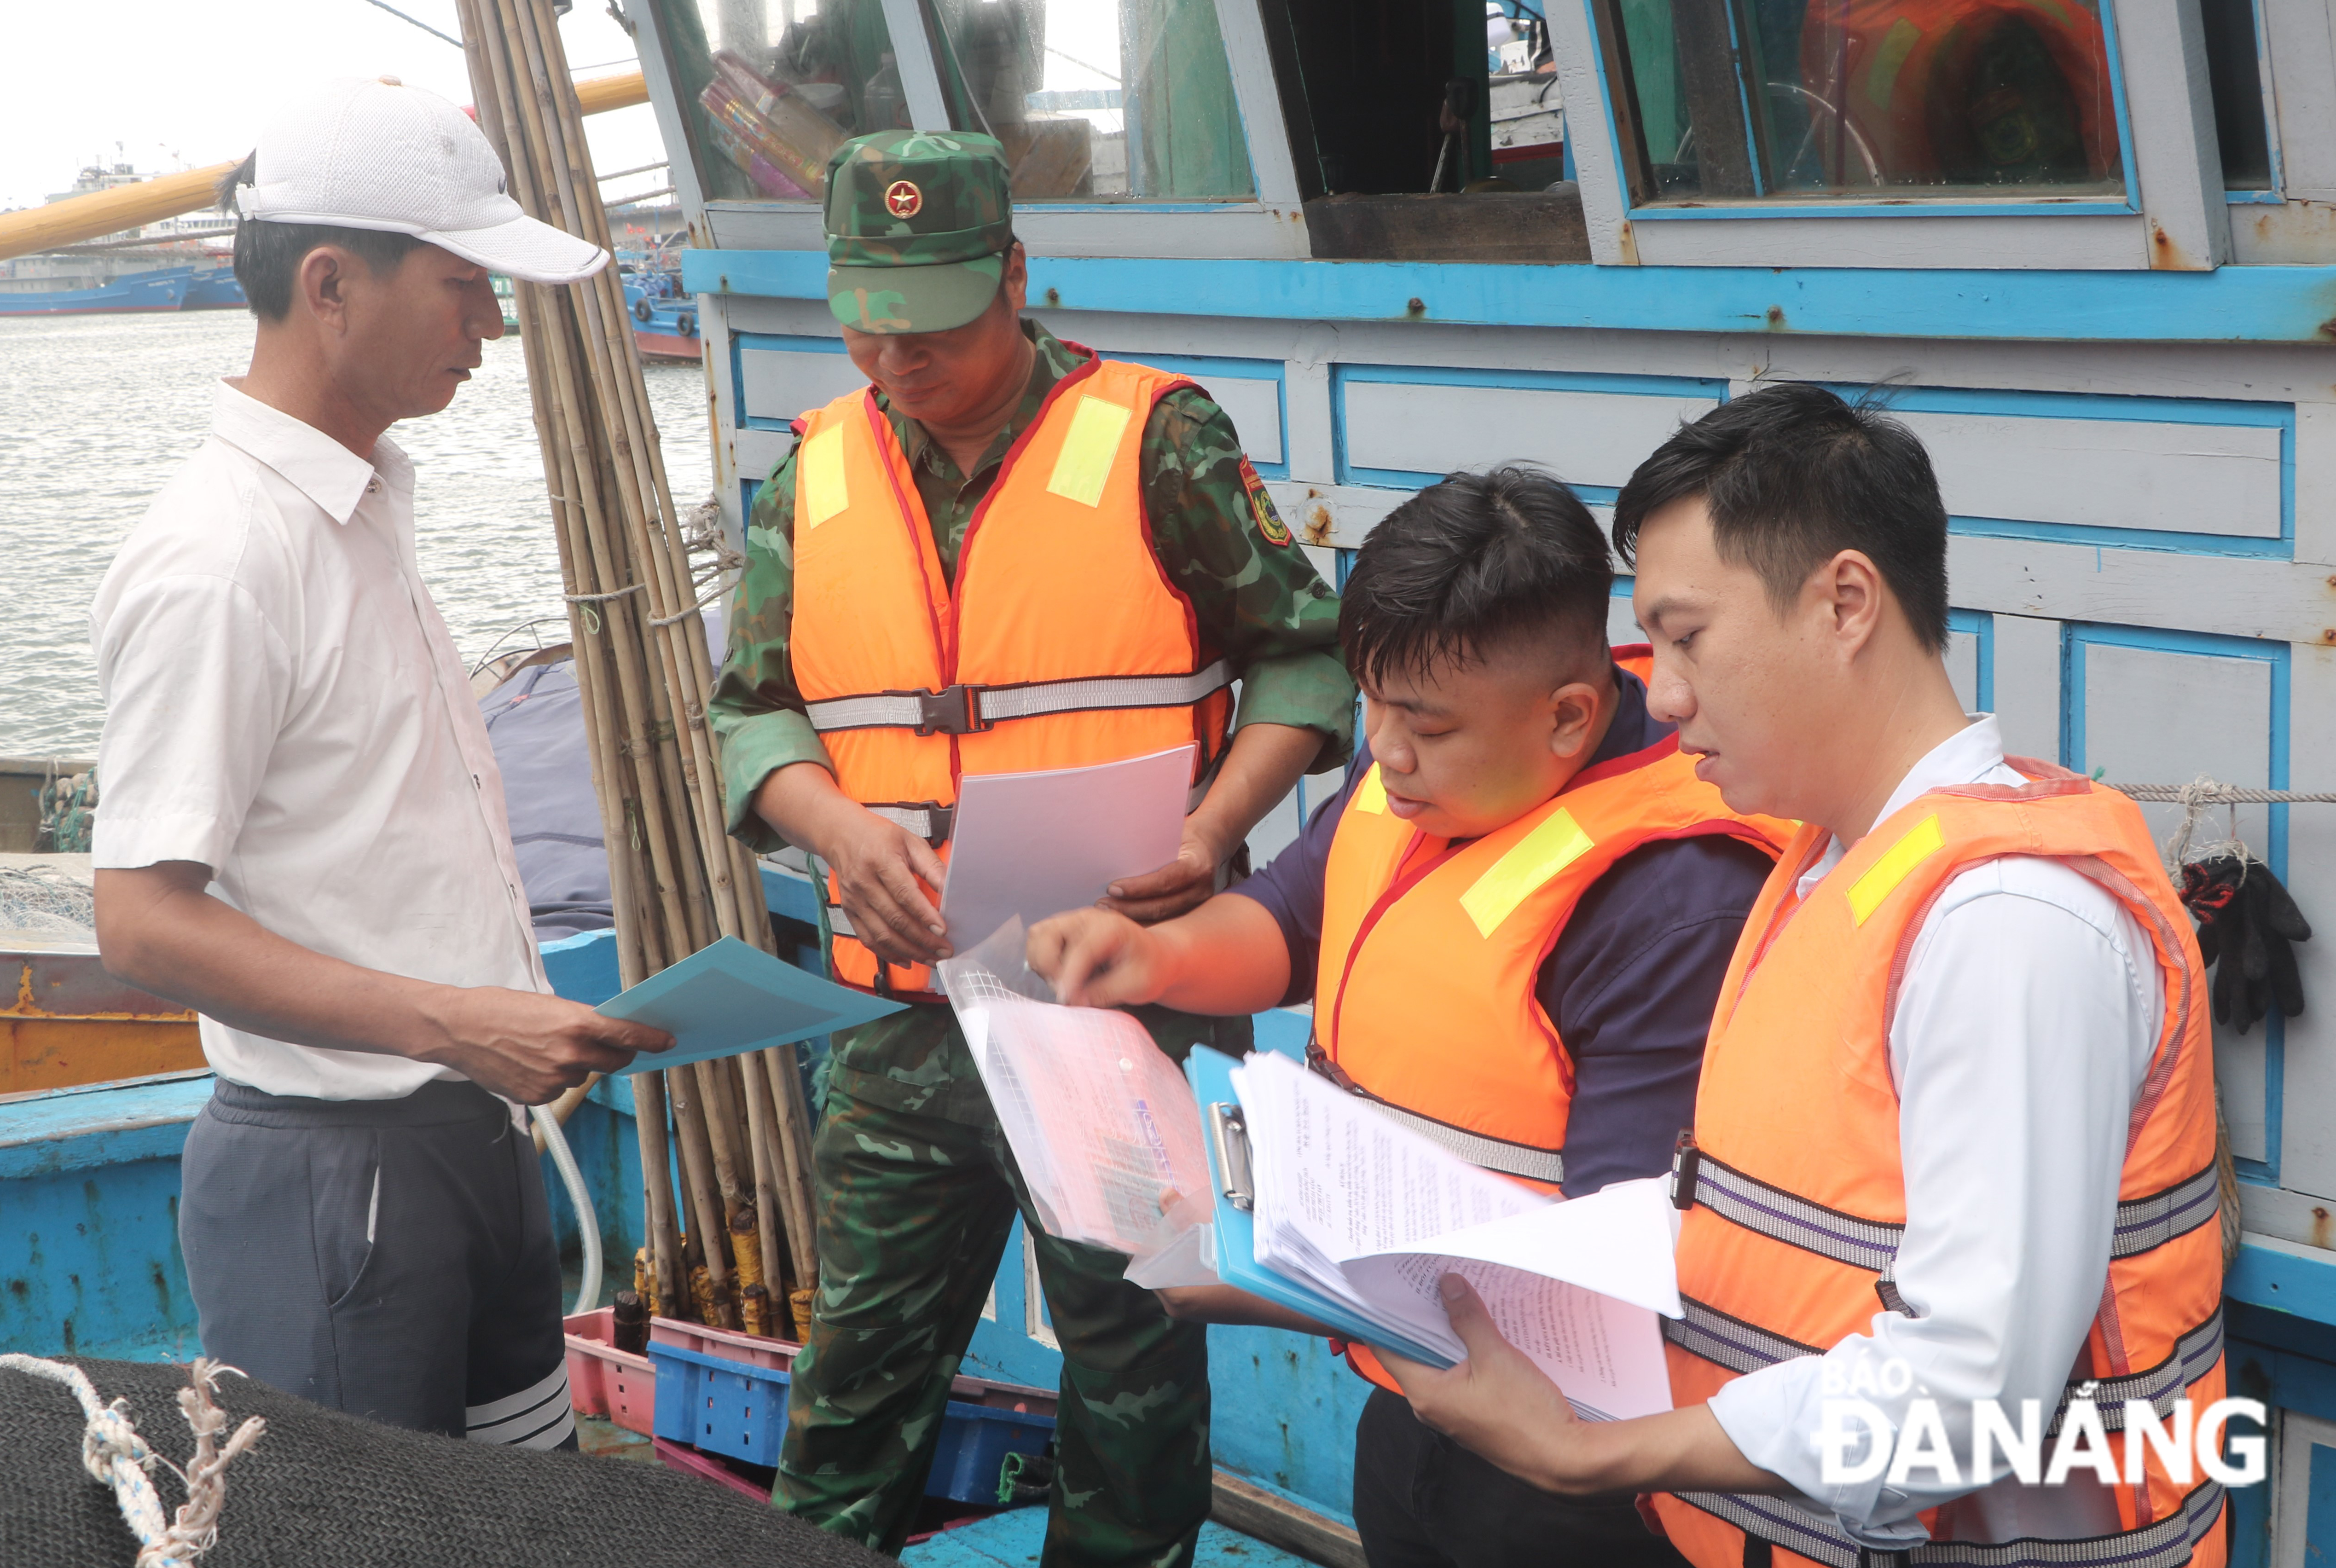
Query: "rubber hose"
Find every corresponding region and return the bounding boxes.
[533,1102,601,1316]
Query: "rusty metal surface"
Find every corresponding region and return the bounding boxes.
[6,948,189,1019]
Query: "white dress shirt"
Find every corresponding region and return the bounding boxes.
[1706,716,2165,1547]
[91,381,546,1099]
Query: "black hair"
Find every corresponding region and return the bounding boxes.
[1610,382,1951,651]
[216,153,425,322]
[1339,466,1613,690]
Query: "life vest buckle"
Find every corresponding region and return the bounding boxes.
[914,684,992,736]
[1670,1129,1702,1211]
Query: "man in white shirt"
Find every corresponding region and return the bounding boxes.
[1373,384,2229,1568]
[90,77,669,1446]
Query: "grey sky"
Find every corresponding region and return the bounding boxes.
[0,0,671,216]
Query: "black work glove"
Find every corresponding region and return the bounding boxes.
[2181,853,2312,1034]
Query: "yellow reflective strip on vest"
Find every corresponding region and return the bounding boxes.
[1354,765,1386,815]
[1044,396,1135,507]
[799,425,850,528]
[1846,813,1945,926]
[1460,807,1594,938]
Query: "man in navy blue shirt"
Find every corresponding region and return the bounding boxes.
[1029,468,1779,1568]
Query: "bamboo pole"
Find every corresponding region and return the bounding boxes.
[457,0,823,1329]
[761,1046,819,1283]
[736,1050,789,1301]
[667,1065,735,1316]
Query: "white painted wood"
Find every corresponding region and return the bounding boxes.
[2239,1181,2336,1251]
[1281,336,1339,488]
[1896,409,2283,538]
[699,291,740,538]
[875,0,952,132]
[737,347,869,427]
[735,425,794,488]
[703,201,1314,260]
[1129,369,1279,464]
[1608,593,1645,648]
[1989,614,2062,763]
[1211,0,1303,205]
[1945,627,1981,712]
[1339,381,1717,489]
[1022,1227,1059,1350]
[2272,1405,2330,1568]
[2107,0,2232,269]
[2229,199,2336,263]
[2263,0,2336,201]
[1542,0,1632,264]
[2277,644,2336,1200]
[2082,641,2272,850]
[2224,1007,2273,1164]
[1948,536,2336,647]
[2296,403,2336,566]
[1627,213,2147,270]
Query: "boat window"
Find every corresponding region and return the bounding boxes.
[653,0,913,203]
[2197,0,2272,191]
[925,0,1257,199]
[1600,0,2128,202]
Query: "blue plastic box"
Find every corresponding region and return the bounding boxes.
[648,1341,1055,1499]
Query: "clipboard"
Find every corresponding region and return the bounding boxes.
[1183,1046,1454,1368]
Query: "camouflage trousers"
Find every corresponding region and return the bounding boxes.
[776,1005,1247,1568]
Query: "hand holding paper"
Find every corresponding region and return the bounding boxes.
[595,936,904,1075]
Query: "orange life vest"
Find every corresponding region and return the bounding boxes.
[1315,650,1794,1392]
[790,353,1235,995]
[1653,760,2226,1568]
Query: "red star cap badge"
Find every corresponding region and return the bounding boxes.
[884,180,923,219]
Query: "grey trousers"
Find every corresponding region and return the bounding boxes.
[178,1076,576,1448]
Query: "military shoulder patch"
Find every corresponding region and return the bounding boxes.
[1238,456,1290,547]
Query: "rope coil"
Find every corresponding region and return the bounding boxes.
[0,1355,264,1567]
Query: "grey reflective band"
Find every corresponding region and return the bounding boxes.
[806,660,1234,735]
[821,903,946,994]
[866,803,952,845]
[1690,1153,1901,1273]
[1357,1099,1565,1185]
[2049,1309,2225,1435]
[1661,1296,1820,1377]
[1676,1481,2222,1568]
[1687,1153,2218,1273]
[1666,1296,2224,1439]
[2111,1164,2220,1260]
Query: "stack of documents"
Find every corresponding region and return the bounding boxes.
[937,923,1211,1259]
[1200,1048,1681,1421]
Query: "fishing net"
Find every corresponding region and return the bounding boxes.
[1,1357,894,1568]
[0,861,96,938]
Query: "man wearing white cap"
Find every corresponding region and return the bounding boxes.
[90,76,669,1446]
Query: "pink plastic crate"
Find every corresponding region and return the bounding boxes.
[653,1435,770,1501]
[563,1306,657,1436]
[647,1314,800,1371]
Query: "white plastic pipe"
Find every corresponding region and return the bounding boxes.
[534,1103,602,1316]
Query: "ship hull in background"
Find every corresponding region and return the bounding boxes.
[0,268,188,315]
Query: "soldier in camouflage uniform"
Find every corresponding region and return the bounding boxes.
[708,131,1356,1568]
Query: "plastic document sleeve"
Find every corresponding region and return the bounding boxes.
[1183,1046,1454,1369]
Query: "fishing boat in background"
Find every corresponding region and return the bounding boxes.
[179,264,244,311]
[0,269,189,316]
[621,238,699,361]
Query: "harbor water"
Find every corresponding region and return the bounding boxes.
[0,309,717,758]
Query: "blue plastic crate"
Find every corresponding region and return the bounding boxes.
[647,1341,1055,1500]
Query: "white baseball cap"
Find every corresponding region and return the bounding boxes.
[236,76,608,285]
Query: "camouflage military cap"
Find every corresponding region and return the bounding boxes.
[824,130,1015,336]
